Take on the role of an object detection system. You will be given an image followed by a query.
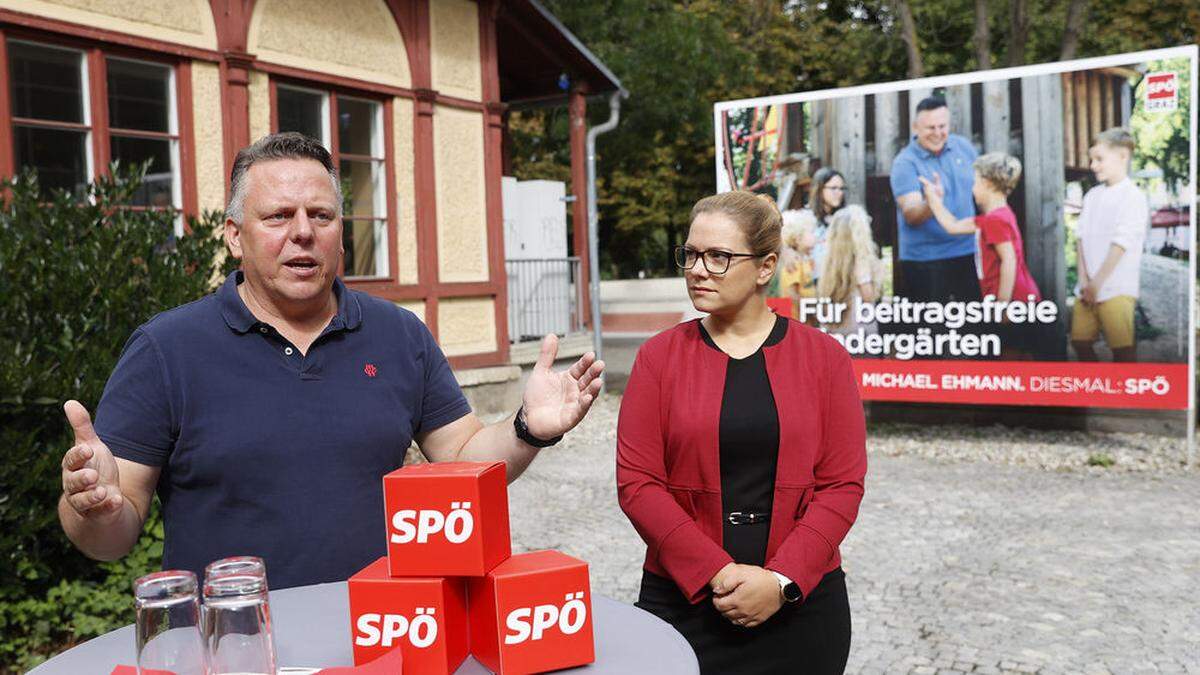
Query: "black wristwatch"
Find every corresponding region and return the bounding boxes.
[773,571,803,603]
[782,580,802,603]
[513,406,562,448]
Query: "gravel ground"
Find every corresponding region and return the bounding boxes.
[505,393,1200,674]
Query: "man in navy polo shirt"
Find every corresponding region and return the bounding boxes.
[889,96,982,303]
[57,133,605,589]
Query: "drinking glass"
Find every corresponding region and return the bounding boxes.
[134,570,206,675]
[203,562,277,675]
[205,556,267,585]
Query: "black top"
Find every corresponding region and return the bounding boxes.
[698,314,787,566]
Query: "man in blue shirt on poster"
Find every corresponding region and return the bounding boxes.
[889,96,982,303]
[57,133,605,589]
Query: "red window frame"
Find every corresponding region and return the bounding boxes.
[269,77,399,284]
[0,27,198,223]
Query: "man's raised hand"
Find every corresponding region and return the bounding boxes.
[521,334,605,442]
[60,400,124,521]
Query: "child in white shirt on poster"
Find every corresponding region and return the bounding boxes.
[1071,127,1150,362]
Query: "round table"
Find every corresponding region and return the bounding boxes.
[28,581,699,674]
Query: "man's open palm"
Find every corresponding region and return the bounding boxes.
[521,334,605,441]
[61,400,124,521]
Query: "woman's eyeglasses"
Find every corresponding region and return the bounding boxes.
[674,245,762,274]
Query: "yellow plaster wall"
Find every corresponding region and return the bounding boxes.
[433,105,488,283]
[396,300,425,324]
[429,0,482,101]
[248,70,271,144]
[438,297,496,357]
[248,0,410,89]
[393,97,419,285]
[0,0,217,50]
[191,61,226,214]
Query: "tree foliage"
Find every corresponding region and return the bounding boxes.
[509,0,1198,279]
[0,166,235,672]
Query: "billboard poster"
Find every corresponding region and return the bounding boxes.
[714,47,1197,411]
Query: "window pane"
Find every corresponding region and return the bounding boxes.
[277,87,326,145]
[9,42,84,123]
[107,58,171,132]
[111,135,175,207]
[343,219,385,277]
[339,159,382,219]
[14,125,88,197]
[337,97,378,157]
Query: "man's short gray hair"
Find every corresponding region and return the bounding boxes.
[226,132,342,224]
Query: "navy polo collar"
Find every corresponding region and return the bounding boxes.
[909,135,955,159]
[217,270,362,334]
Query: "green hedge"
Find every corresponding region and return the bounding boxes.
[0,167,235,672]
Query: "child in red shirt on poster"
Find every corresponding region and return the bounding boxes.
[920,152,1048,358]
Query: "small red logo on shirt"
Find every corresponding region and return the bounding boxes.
[364,363,378,378]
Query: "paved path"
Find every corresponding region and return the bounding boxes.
[507,396,1200,674]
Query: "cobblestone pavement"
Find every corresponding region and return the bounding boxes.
[506,395,1200,674]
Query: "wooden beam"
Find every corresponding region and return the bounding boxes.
[1099,74,1112,130]
[874,91,901,175]
[809,100,826,169]
[1062,73,1075,168]
[1088,71,1103,142]
[1073,71,1089,164]
[945,84,972,142]
[568,88,590,327]
[907,86,933,123]
[834,96,866,205]
[1020,73,1067,357]
[981,79,1009,153]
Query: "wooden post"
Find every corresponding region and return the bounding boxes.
[568,88,591,328]
[945,84,973,142]
[1020,73,1067,357]
[1099,74,1112,129]
[1119,79,1132,127]
[1062,73,1076,168]
[810,101,827,168]
[874,91,902,175]
[1074,71,1090,161]
[1088,71,1103,142]
[834,96,866,204]
[982,79,1010,153]
[908,87,933,123]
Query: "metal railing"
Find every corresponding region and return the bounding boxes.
[505,257,585,342]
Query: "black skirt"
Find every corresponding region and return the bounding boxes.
[636,567,851,675]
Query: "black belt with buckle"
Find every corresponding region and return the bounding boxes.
[725,511,770,525]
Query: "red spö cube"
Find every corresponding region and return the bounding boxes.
[467,550,595,674]
[383,461,511,577]
[347,557,469,674]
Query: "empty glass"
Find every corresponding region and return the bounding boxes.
[134,570,206,675]
[203,558,277,675]
[205,556,267,584]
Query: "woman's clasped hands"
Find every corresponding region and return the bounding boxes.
[709,562,784,629]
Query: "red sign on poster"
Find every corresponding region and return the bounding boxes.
[1146,72,1178,111]
[852,360,1189,409]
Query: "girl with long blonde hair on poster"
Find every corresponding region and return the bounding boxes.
[817,205,885,335]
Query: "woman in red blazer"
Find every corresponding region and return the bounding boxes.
[617,191,867,674]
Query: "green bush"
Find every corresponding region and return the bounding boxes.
[0,166,234,672]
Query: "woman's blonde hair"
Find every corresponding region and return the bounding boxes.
[973,152,1022,195]
[690,190,782,257]
[818,205,883,307]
